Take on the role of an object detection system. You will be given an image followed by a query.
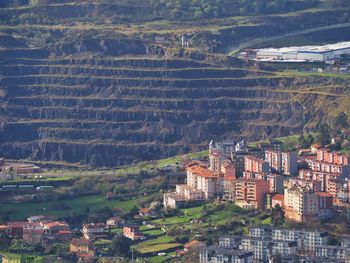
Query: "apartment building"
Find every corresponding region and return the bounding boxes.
[317,149,350,165]
[265,150,282,173]
[282,152,298,175]
[199,246,254,263]
[235,178,269,209]
[284,186,319,222]
[244,156,269,174]
[249,227,328,254]
[164,161,225,208]
[239,237,297,262]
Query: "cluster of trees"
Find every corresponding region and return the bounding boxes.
[150,0,317,19]
[298,134,315,149]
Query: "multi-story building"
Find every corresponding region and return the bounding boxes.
[199,246,254,263]
[316,192,333,219]
[70,238,95,258]
[244,156,269,174]
[235,178,269,209]
[285,178,322,192]
[265,151,297,175]
[82,223,106,240]
[317,149,349,166]
[284,186,319,222]
[315,245,348,260]
[164,161,226,208]
[217,235,297,262]
[239,237,297,262]
[310,160,349,176]
[299,170,336,192]
[265,150,282,173]
[282,152,298,175]
[123,225,144,240]
[249,227,328,254]
[22,223,44,244]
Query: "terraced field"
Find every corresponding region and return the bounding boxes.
[2,45,347,166]
[0,0,350,167]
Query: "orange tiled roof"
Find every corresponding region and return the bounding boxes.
[272,194,284,202]
[44,221,69,229]
[139,207,151,213]
[187,164,216,178]
[184,240,204,248]
[7,221,26,228]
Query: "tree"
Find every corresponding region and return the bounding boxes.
[271,204,285,227]
[109,234,132,257]
[318,125,331,145]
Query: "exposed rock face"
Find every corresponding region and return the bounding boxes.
[1,44,345,167]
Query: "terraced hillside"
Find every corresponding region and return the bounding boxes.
[0,0,350,166]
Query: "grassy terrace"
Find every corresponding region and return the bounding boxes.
[0,195,145,220]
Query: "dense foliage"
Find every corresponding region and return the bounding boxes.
[150,0,318,20]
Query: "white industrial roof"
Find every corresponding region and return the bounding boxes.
[257,41,350,54]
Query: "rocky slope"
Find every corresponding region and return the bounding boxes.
[0,0,349,167]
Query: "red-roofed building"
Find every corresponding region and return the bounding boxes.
[183,240,205,253]
[70,238,95,258]
[139,207,152,217]
[106,217,125,228]
[83,223,106,240]
[7,221,26,238]
[41,221,70,235]
[123,225,144,241]
[23,223,44,244]
[271,194,284,208]
[56,229,73,242]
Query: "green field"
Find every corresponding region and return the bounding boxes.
[0,251,44,263]
[132,236,181,254]
[1,195,144,220]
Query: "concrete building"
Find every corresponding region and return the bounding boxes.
[265,150,282,173]
[82,223,106,240]
[22,223,44,244]
[244,156,269,174]
[284,186,319,222]
[123,225,144,240]
[199,246,254,263]
[282,152,298,175]
[235,178,269,209]
[239,237,298,262]
[249,227,328,254]
[70,238,95,258]
[253,41,350,62]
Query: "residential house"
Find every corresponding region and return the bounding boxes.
[82,223,106,240]
[23,223,44,244]
[7,221,26,238]
[123,225,144,241]
[106,217,125,228]
[183,240,206,253]
[70,238,95,257]
[41,221,70,235]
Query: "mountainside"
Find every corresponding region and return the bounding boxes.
[1,0,350,167]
